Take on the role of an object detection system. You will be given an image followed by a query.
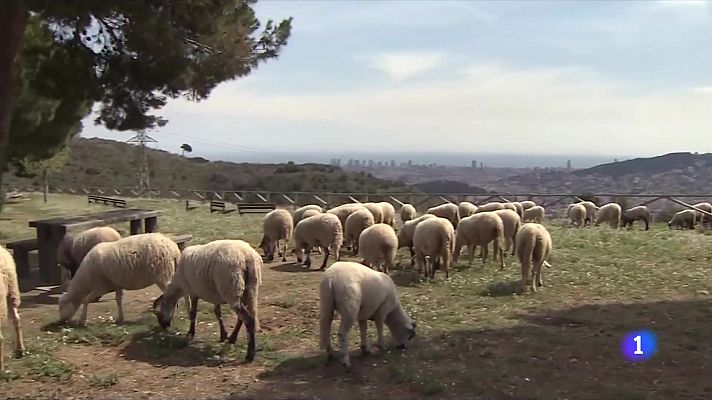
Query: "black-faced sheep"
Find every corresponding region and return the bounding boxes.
[413,217,455,279]
[516,223,553,293]
[0,246,25,370]
[358,223,398,273]
[293,213,343,270]
[258,209,293,262]
[319,261,415,369]
[621,206,650,231]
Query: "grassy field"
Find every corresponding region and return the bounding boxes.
[1,193,711,399]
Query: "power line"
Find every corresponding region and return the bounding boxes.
[126,131,157,192]
[150,131,288,154]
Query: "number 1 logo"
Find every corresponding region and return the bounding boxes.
[633,335,643,355]
[621,330,656,362]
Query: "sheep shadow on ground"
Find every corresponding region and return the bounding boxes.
[480,279,522,297]
[271,262,323,273]
[391,269,423,287]
[245,298,712,399]
[19,285,64,308]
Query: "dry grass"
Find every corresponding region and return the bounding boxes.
[1,193,711,399]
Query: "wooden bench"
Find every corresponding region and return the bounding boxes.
[237,203,276,215]
[210,201,236,214]
[6,238,38,279]
[168,233,193,250]
[185,200,199,211]
[88,195,127,208]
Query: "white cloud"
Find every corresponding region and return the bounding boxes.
[366,52,446,82]
[691,85,712,93]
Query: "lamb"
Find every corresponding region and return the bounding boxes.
[523,205,545,223]
[58,233,181,325]
[425,203,459,229]
[568,203,587,228]
[516,223,553,293]
[475,202,505,213]
[363,203,384,224]
[399,204,417,223]
[668,209,697,230]
[57,226,122,278]
[293,213,343,270]
[345,209,375,255]
[153,240,262,362]
[358,224,398,273]
[577,201,598,225]
[692,202,712,228]
[327,203,367,231]
[293,204,323,224]
[397,214,436,267]
[319,261,416,369]
[458,201,478,218]
[378,202,396,226]
[258,209,293,262]
[413,217,455,279]
[520,200,536,210]
[494,209,521,256]
[594,203,621,229]
[453,213,505,270]
[621,206,651,231]
[0,246,25,370]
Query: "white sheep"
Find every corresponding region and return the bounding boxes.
[327,203,367,231]
[668,209,697,230]
[692,202,712,228]
[154,240,262,362]
[523,205,545,223]
[0,246,25,370]
[494,209,521,256]
[621,206,651,231]
[520,200,536,210]
[358,223,398,273]
[319,261,416,369]
[568,204,586,228]
[594,203,621,229]
[363,203,384,224]
[413,217,455,279]
[293,213,343,270]
[425,203,459,229]
[258,209,293,262]
[399,204,417,223]
[577,201,598,225]
[458,201,478,218]
[510,202,524,219]
[516,223,553,293]
[58,233,181,325]
[293,204,323,224]
[300,209,321,220]
[345,209,375,255]
[475,202,505,213]
[501,203,517,212]
[453,213,505,269]
[57,226,122,278]
[397,214,436,267]
[378,202,396,226]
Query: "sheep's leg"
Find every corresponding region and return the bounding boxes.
[481,245,489,265]
[320,247,330,270]
[80,288,109,326]
[115,289,125,324]
[11,307,24,358]
[409,247,415,267]
[228,318,243,345]
[536,263,544,287]
[644,218,649,231]
[283,240,289,262]
[359,320,370,356]
[337,313,355,368]
[186,296,199,340]
[214,304,228,342]
[233,304,256,362]
[0,332,4,371]
[304,248,312,268]
[375,317,386,350]
[468,244,475,264]
[511,234,517,256]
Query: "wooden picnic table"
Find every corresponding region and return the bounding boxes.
[29,208,160,284]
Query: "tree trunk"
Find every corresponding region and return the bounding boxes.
[0,1,28,211]
[42,168,48,203]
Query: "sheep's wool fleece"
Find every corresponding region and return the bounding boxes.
[321,261,400,320]
[0,246,20,319]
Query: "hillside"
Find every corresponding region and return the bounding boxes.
[574,152,712,178]
[412,179,488,194]
[6,137,412,193]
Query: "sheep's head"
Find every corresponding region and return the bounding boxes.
[153,295,175,329]
[386,309,417,350]
[258,236,276,262]
[58,295,79,323]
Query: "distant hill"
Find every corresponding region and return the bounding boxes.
[412,180,488,194]
[7,137,412,193]
[574,152,712,178]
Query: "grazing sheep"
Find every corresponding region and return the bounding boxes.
[58,233,181,325]
[501,203,517,212]
[516,223,553,293]
[154,240,262,362]
[327,203,367,231]
[494,209,521,256]
[568,204,587,228]
[523,205,545,223]
[301,209,321,220]
[520,200,536,210]
[475,202,505,213]
[399,204,417,223]
[363,203,384,224]
[0,246,25,370]
[453,213,505,270]
[413,217,455,279]
[510,202,524,218]
[397,214,436,267]
[621,206,651,231]
[458,201,478,218]
[577,201,598,225]
[293,204,323,224]
[345,209,375,255]
[258,209,293,262]
[426,203,459,229]
[293,213,343,270]
[668,209,697,230]
[57,226,122,278]
[692,202,712,228]
[378,202,396,226]
[594,203,621,229]
[358,224,398,273]
[319,261,416,369]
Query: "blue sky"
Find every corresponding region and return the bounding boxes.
[82,0,712,162]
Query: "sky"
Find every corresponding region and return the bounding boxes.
[82,0,712,166]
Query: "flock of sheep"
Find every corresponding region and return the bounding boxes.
[0,197,709,371]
